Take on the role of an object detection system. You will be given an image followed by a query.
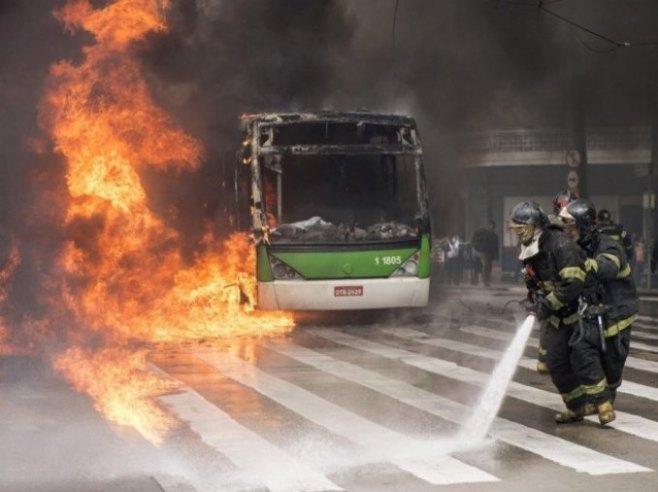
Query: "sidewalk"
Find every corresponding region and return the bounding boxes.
[434,279,658,317]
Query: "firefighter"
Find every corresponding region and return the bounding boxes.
[560,199,638,425]
[597,209,634,262]
[508,201,589,423]
[548,189,575,228]
[535,189,577,375]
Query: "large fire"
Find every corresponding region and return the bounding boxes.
[32,0,294,444]
[0,242,21,355]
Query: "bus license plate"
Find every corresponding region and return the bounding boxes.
[334,286,363,297]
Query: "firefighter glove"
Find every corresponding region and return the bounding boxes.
[529,296,552,321]
[521,266,540,291]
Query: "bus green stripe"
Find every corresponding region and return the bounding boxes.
[257,243,273,281]
[418,235,431,279]
[272,248,417,279]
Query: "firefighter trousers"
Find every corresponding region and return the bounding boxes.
[601,326,632,402]
[569,321,630,405]
[544,321,588,411]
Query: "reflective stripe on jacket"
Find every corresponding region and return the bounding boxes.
[582,232,638,330]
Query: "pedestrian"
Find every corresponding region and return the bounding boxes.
[633,235,645,287]
[454,234,465,284]
[472,221,498,287]
[436,237,451,283]
[471,227,486,284]
[596,209,634,262]
[560,199,639,425]
[446,234,464,285]
[508,201,590,423]
[651,240,658,275]
[444,235,462,285]
[467,242,482,285]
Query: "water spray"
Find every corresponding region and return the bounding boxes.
[459,314,536,442]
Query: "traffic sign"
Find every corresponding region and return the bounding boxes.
[565,150,581,168]
[567,170,579,191]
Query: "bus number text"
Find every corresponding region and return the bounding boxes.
[375,255,402,266]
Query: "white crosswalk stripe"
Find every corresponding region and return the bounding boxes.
[637,315,658,325]
[630,323,658,341]
[465,316,658,371]
[459,325,658,386]
[375,326,658,443]
[192,349,499,485]
[150,365,343,492]
[620,338,658,354]
[146,317,658,490]
[458,324,658,401]
[262,338,647,475]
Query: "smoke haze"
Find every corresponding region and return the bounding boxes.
[1,0,657,323]
[136,0,658,233]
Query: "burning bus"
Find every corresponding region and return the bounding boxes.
[235,111,431,310]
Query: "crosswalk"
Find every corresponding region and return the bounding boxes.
[456,323,658,401]
[151,315,658,491]
[374,326,658,442]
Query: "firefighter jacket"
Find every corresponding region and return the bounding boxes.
[581,232,638,337]
[521,227,587,328]
[597,221,634,262]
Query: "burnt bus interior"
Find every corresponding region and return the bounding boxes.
[238,117,428,244]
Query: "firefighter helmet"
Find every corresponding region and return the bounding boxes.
[560,199,597,244]
[552,189,574,215]
[508,201,548,245]
[597,208,612,224]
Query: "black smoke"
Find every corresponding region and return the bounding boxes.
[136,0,658,236]
[1,0,658,321]
[0,0,80,328]
[136,0,358,242]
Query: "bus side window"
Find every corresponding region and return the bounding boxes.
[235,152,252,231]
[262,166,279,228]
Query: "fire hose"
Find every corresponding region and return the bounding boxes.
[589,305,608,354]
[569,297,607,352]
[501,298,527,315]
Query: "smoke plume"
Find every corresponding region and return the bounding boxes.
[1,0,657,354]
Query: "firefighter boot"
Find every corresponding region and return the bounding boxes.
[536,361,549,375]
[582,403,597,416]
[554,407,585,424]
[597,400,616,425]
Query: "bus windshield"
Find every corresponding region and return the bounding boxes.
[262,154,421,243]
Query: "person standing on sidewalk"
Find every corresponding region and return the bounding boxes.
[633,235,646,286]
[472,221,499,287]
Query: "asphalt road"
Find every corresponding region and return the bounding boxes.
[2,283,658,491]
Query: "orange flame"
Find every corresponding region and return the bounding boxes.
[54,346,176,444]
[0,242,21,354]
[37,0,294,444]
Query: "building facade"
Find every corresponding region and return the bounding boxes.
[456,127,656,287]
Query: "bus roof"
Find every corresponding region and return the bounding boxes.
[240,111,417,128]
